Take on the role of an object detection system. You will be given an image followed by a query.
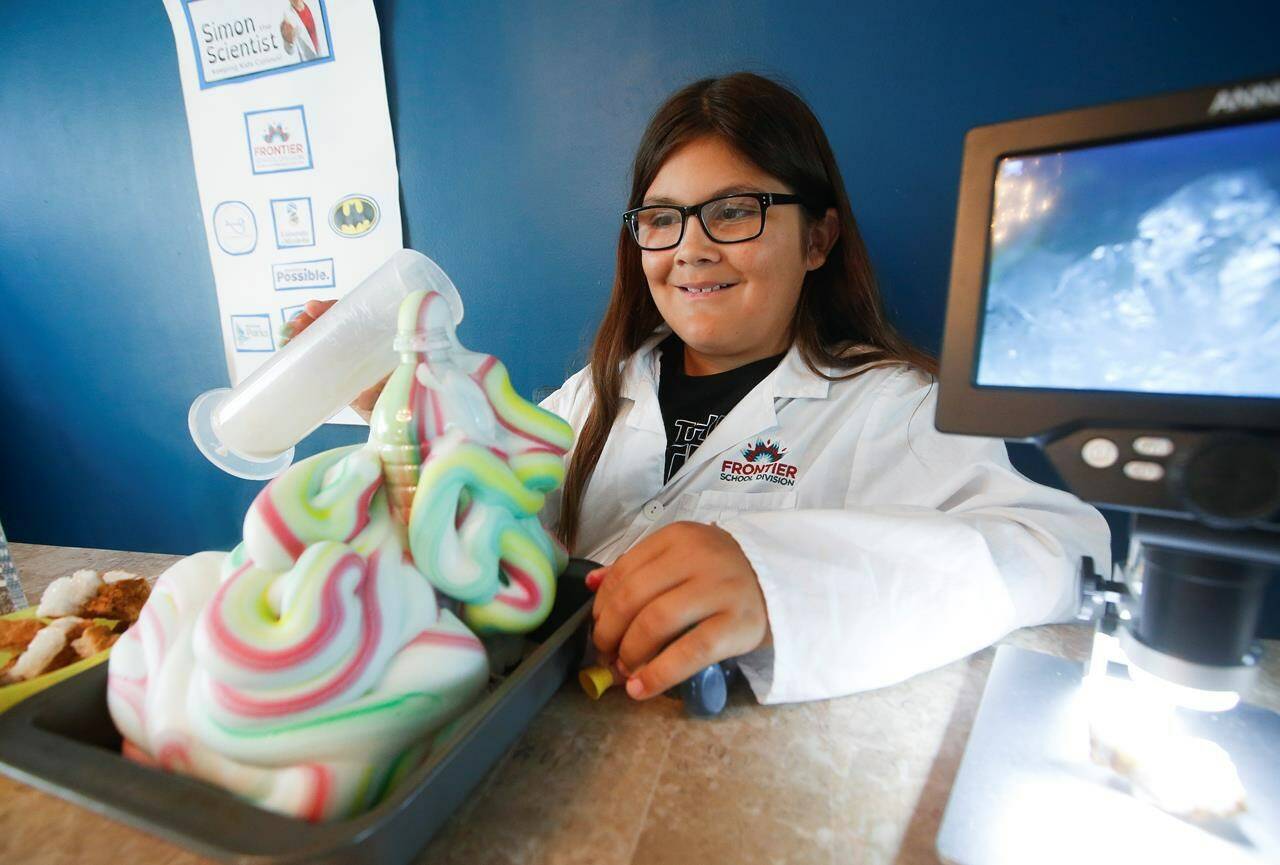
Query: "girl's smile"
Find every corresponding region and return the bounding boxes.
[676,280,739,296]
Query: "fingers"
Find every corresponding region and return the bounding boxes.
[584,523,769,703]
[279,299,338,346]
[590,548,688,663]
[279,312,308,346]
[598,526,676,587]
[626,613,735,700]
[614,581,720,676]
[584,528,669,608]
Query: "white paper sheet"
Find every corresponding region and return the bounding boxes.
[162,0,402,425]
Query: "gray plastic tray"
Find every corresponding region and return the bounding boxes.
[0,559,596,864]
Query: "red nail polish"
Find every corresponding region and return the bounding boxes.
[585,570,603,591]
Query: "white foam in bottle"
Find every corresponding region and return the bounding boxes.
[188,250,464,479]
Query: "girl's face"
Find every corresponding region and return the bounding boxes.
[640,136,836,375]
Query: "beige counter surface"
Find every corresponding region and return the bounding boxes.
[3,542,1278,865]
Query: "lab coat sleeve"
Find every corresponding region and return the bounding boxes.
[718,367,1111,705]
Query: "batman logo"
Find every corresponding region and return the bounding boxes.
[329,195,379,237]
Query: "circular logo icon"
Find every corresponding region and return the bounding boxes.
[329,194,379,238]
[212,201,257,255]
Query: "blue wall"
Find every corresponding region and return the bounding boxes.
[2,2,1277,572]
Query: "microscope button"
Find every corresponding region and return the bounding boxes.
[1123,460,1166,482]
[1133,436,1175,458]
[1081,437,1120,469]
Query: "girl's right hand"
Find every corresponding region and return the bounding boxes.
[279,299,390,423]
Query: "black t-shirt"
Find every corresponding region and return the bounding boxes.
[657,334,786,483]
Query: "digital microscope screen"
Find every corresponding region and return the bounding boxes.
[974,118,1280,400]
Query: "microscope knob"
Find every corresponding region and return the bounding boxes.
[1169,433,1280,528]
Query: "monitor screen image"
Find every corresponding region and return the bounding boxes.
[974,118,1280,399]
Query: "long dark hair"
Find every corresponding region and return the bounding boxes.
[558,72,937,551]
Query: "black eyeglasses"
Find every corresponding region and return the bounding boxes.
[622,192,808,251]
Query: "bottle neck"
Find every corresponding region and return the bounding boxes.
[394,328,453,359]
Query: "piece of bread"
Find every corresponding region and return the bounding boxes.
[1,617,88,684]
[0,617,43,653]
[1,568,151,687]
[71,623,120,658]
[37,570,103,617]
[84,578,151,624]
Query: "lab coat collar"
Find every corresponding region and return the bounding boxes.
[617,331,833,447]
[772,342,832,400]
[621,334,832,399]
[619,330,670,434]
[619,329,670,405]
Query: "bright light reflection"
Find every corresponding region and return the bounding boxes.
[991,155,1062,246]
[1084,664,1247,819]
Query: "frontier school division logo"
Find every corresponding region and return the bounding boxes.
[720,439,798,487]
[244,106,313,174]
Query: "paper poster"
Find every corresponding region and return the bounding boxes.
[162,0,402,424]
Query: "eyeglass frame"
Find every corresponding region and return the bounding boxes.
[621,191,812,251]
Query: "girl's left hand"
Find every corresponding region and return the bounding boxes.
[588,521,771,701]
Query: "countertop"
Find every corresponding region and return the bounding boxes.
[2,542,1278,865]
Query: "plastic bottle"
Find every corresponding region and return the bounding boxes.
[188,250,464,479]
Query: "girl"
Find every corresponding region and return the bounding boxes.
[289,72,1110,706]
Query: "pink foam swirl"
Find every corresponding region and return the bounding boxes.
[204,555,354,672]
[209,551,383,718]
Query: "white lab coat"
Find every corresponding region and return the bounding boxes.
[281,2,328,62]
[540,330,1111,704]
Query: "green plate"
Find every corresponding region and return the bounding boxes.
[0,607,117,714]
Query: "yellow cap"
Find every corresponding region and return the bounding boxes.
[579,666,617,700]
